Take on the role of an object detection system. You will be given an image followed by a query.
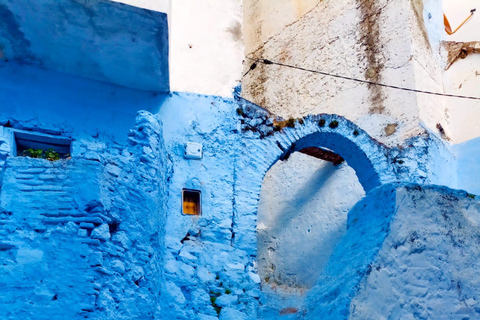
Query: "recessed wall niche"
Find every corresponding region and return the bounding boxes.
[182,189,201,215]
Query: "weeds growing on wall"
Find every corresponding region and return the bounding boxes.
[329,120,339,129]
[21,148,66,161]
[274,117,305,132]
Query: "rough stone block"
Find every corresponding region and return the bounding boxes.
[91,224,110,241]
[88,252,103,267]
[215,294,238,307]
[111,259,126,274]
[78,228,88,237]
[219,307,249,320]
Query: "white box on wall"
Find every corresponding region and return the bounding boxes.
[184,142,203,160]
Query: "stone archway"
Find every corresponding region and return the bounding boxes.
[233,113,395,252]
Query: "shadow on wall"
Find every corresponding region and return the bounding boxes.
[0,62,167,144]
[257,152,365,289]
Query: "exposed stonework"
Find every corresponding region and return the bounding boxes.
[0,112,170,319]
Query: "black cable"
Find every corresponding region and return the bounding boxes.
[243,61,257,77]
[245,58,480,101]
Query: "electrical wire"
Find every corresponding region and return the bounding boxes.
[245,58,480,101]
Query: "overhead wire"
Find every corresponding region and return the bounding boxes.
[244,57,480,101]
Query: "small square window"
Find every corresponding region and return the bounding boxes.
[182,189,201,215]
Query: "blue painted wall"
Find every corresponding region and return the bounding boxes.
[0,0,169,91]
[454,136,480,195]
[0,61,166,144]
[0,59,474,319]
[0,111,170,319]
[303,183,480,319]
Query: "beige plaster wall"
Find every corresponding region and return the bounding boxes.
[243,0,319,54]
[241,0,449,146]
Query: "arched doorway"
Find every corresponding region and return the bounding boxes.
[256,151,365,315]
[233,114,395,315]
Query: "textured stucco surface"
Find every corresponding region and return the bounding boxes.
[156,93,260,319]
[444,54,480,144]
[303,183,480,319]
[0,75,464,319]
[1,0,480,318]
[257,154,365,289]
[0,60,473,320]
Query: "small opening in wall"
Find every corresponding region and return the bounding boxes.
[14,130,71,160]
[182,189,201,215]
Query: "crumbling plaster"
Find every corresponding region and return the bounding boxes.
[0,112,170,319]
[0,80,463,319]
[1,0,479,317]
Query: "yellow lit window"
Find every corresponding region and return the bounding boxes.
[182,189,201,215]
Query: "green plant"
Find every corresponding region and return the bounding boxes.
[467,193,475,199]
[353,129,359,136]
[45,149,60,161]
[329,120,339,129]
[272,117,305,133]
[225,289,232,295]
[22,148,61,161]
[209,291,222,315]
[318,119,326,127]
[236,107,244,116]
[214,306,222,315]
[23,148,43,158]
